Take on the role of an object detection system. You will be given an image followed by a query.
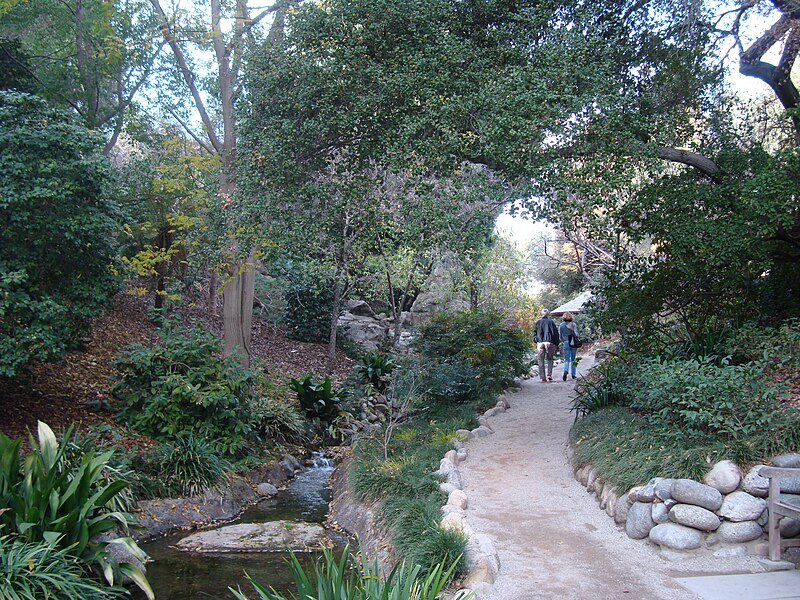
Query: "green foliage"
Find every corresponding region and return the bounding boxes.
[250,394,308,445]
[414,309,532,403]
[626,357,795,442]
[153,435,232,497]
[0,92,120,376]
[284,267,336,343]
[113,318,258,456]
[0,422,152,598]
[378,497,468,579]
[290,374,345,430]
[570,357,631,418]
[231,546,470,600]
[354,353,397,394]
[571,405,800,493]
[0,534,126,600]
[718,319,800,367]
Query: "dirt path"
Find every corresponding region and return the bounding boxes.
[459,355,775,600]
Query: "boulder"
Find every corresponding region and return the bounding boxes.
[176,521,331,553]
[649,523,704,550]
[671,479,723,511]
[337,313,389,351]
[633,483,656,503]
[742,466,770,498]
[455,429,472,442]
[441,505,466,517]
[715,520,764,543]
[772,453,800,468]
[780,495,800,538]
[346,300,376,317]
[256,483,279,497]
[440,512,468,533]
[669,504,721,532]
[471,426,492,438]
[703,460,741,494]
[626,502,656,539]
[717,491,767,522]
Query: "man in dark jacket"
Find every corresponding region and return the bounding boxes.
[533,308,560,382]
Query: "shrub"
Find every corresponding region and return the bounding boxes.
[0,535,126,600]
[231,546,470,600]
[251,394,308,444]
[719,318,800,366]
[113,318,258,456]
[415,309,532,399]
[0,92,120,377]
[354,353,397,393]
[290,374,345,430]
[570,356,632,417]
[419,360,488,405]
[0,422,153,599]
[154,435,232,496]
[627,356,796,442]
[284,267,336,342]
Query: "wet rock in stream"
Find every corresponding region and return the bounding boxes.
[176,521,332,553]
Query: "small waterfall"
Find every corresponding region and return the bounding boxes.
[310,451,335,469]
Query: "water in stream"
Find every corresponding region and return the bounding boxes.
[134,454,339,600]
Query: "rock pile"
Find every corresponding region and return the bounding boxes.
[572,453,800,558]
[433,390,521,599]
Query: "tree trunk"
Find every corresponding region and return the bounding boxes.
[223,249,256,367]
[325,276,344,374]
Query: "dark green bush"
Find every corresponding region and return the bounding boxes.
[113,318,258,456]
[627,356,795,442]
[570,356,632,417]
[290,374,346,430]
[0,92,120,377]
[284,272,336,342]
[251,394,308,444]
[154,434,232,496]
[354,353,397,393]
[414,309,532,402]
[419,361,487,405]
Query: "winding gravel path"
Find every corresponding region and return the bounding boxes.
[459,356,776,600]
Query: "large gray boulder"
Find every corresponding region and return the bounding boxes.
[176,521,331,553]
[626,502,656,539]
[649,523,704,550]
[669,504,721,532]
[703,460,741,494]
[717,491,766,522]
[337,312,389,350]
[654,479,676,501]
[715,521,764,543]
[671,479,723,511]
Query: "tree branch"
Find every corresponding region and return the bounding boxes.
[656,147,722,179]
[149,0,223,154]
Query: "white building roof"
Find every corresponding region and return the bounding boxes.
[551,290,592,317]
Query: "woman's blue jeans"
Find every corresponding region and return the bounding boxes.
[563,343,577,376]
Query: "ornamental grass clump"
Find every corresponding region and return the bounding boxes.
[231,546,471,600]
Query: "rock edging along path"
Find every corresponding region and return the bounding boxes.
[453,358,781,600]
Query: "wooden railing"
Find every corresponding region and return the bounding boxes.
[759,466,800,561]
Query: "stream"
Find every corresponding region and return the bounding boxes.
[133,453,340,600]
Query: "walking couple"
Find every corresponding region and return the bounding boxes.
[533,308,580,383]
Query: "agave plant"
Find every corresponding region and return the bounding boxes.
[231,545,472,600]
[0,422,153,599]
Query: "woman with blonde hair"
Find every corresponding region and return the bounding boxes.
[559,312,579,381]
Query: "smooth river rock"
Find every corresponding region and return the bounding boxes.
[669,504,721,532]
[770,455,800,493]
[671,479,723,511]
[715,520,764,543]
[176,521,331,553]
[717,491,767,522]
[703,460,741,494]
[649,523,704,550]
[742,466,770,498]
[626,502,656,539]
